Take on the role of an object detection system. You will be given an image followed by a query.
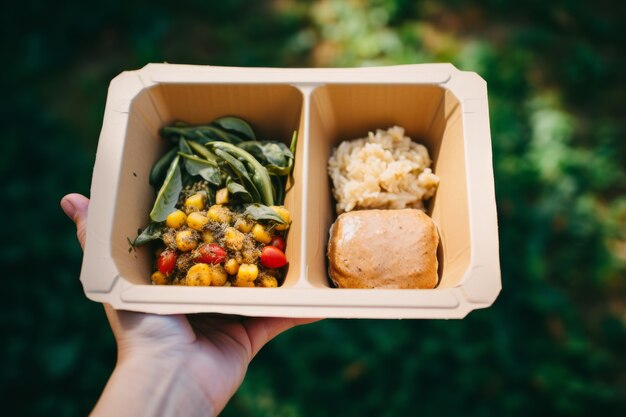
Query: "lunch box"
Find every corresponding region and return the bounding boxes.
[80,63,500,318]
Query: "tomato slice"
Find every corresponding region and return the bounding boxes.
[157,249,178,275]
[260,246,288,268]
[196,243,227,264]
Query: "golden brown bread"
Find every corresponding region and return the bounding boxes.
[327,209,439,289]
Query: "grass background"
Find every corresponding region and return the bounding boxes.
[2,0,626,415]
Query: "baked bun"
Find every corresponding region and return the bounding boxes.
[327,209,439,289]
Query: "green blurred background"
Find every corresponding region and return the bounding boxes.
[3,0,626,415]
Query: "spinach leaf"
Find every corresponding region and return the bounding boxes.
[213,148,262,203]
[214,128,247,145]
[265,163,292,176]
[226,179,253,203]
[238,140,294,176]
[238,141,288,164]
[271,175,286,206]
[212,116,256,141]
[201,126,237,143]
[149,147,178,188]
[161,125,242,144]
[160,125,207,142]
[187,141,219,164]
[243,204,288,224]
[289,130,297,155]
[286,130,298,194]
[150,156,182,222]
[133,222,163,246]
[178,152,221,186]
[179,138,193,154]
[210,142,274,206]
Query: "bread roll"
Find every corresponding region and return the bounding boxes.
[327,209,439,289]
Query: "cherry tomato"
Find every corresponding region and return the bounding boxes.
[260,246,288,268]
[269,236,286,251]
[196,243,227,264]
[157,249,178,275]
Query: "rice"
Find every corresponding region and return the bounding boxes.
[328,126,440,213]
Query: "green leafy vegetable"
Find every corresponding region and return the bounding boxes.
[243,204,288,224]
[178,152,221,186]
[161,125,242,144]
[238,140,293,176]
[289,130,297,155]
[149,156,182,222]
[213,148,262,203]
[209,142,274,206]
[149,147,178,188]
[133,222,163,246]
[271,175,285,206]
[179,138,193,154]
[140,120,295,246]
[187,141,219,164]
[212,116,256,141]
[226,179,253,203]
[285,130,298,196]
[237,133,297,205]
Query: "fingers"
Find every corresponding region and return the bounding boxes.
[243,317,321,358]
[61,193,90,250]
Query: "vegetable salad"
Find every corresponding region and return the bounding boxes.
[133,116,296,287]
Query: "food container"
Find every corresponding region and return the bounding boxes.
[80,63,500,319]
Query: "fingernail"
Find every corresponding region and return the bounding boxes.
[61,198,76,219]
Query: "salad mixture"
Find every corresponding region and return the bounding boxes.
[133,116,296,288]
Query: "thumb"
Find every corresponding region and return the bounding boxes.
[244,318,321,358]
[61,193,90,250]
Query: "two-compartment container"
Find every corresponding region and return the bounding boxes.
[80,63,500,319]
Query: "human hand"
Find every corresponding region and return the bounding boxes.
[61,193,318,417]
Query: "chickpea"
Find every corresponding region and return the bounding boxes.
[224,258,240,275]
[271,206,290,231]
[186,263,211,286]
[236,263,258,282]
[234,251,243,264]
[201,230,215,243]
[208,204,232,224]
[175,230,197,252]
[185,192,206,212]
[151,271,169,285]
[251,224,272,244]
[234,277,255,287]
[166,210,187,229]
[210,264,228,286]
[258,274,278,288]
[224,227,244,250]
[187,212,209,231]
[216,188,229,205]
[235,218,253,233]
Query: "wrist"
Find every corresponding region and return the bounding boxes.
[91,354,215,417]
